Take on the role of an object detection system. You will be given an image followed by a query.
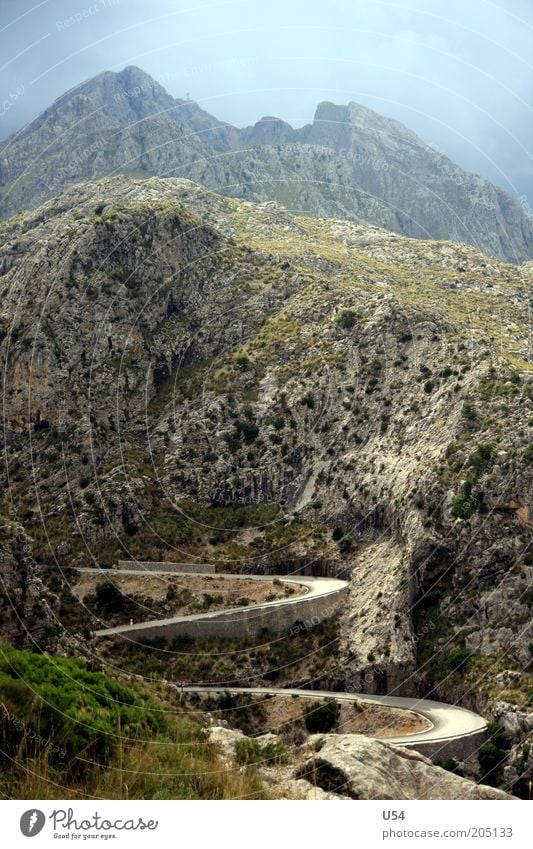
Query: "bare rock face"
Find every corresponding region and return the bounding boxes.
[341,538,418,695]
[304,100,533,263]
[0,521,57,648]
[297,735,513,800]
[492,701,533,742]
[491,701,533,798]
[208,723,514,800]
[208,725,245,766]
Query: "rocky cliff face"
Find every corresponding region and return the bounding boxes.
[302,101,533,263]
[295,734,512,799]
[0,520,57,648]
[1,67,531,263]
[0,176,530,712]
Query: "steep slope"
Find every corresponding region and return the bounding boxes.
[1,67,531,263]
[0,176,530,712]
[302,101,533,263]
[0,67,226,218]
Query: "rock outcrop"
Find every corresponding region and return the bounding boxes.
[297,734,512,799]
[0,520,57,648]
[490,701,533,798]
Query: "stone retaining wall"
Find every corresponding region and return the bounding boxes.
[116,560,215,574]
[97,584,348,640]
[404,728,487,762]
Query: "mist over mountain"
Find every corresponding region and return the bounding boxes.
[1,66,531,263]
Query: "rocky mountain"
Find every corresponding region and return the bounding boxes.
[1,66,532,263]
[302,101,533,263]
[0,174,530,713]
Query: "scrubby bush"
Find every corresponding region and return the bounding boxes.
[479,742,507,786]
[468,443,494,478]
[451,491,474,519]
[339,534,353,553]
[95,580,125,613]
[0,645,162,777]
[336,309,358,330]
[235,354,251,371]
[304,699,339,734]
[462,401,477,421]
[234,737,286,766]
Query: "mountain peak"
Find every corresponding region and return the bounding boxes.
[312,99,418,143]
[313,100,349,122]
[241,115,296,145]
[1,65,531,262]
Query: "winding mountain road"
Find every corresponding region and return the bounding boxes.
[181,685,488,754]
[79,565,488,756]
[78,569,348,639]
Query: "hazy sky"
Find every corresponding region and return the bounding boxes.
[1,0,532,200]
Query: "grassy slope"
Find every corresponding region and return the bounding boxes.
[0,645,268,799]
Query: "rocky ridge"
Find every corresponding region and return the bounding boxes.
[1,66,532,263]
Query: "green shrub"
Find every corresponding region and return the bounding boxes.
[95,580,125,613]
[468,444,493,478]
[304,699,339,734]
[462,401,477,421]
[445,648,472,672]
[235,354,251,371]
[301,392,315,409]
[437,758,464,776]
[234,737,286,766]
[451,491,474,519]
[479,742,507,786]
[336,309,358,330]
[0,645,162,777]
[339,534,353,553]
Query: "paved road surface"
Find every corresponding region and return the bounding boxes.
[76,569,347,638]
[78,566,487,752]
[181,685,488,749]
